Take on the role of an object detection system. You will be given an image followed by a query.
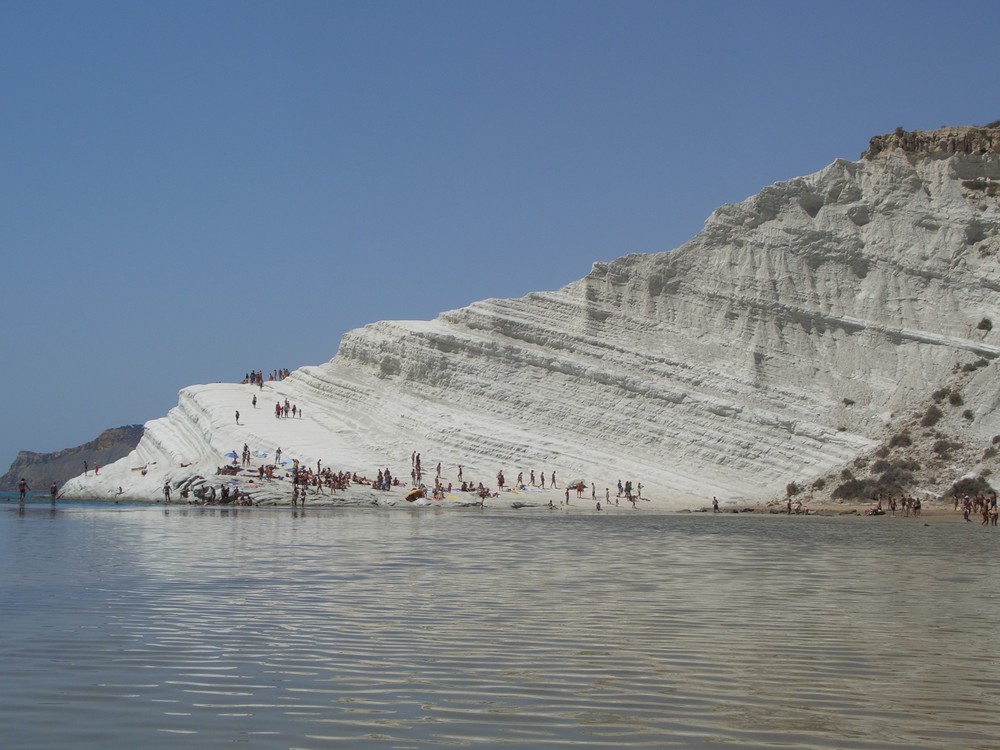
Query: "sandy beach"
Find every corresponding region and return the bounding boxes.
[75,466,971,521]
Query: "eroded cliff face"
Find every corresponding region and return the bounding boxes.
[1,426,143,493]
[61,126,1000,506]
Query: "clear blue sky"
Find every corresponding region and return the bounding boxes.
[2,0,997,467]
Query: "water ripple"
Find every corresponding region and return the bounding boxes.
[2,508,999,748]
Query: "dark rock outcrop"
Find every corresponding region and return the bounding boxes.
[1,426,144,493]
[863,123,1000,160]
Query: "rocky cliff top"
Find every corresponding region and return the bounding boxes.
[863,123,1000,160]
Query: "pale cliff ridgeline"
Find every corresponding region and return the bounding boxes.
[61,124,1000,508]
[1,426,144,494]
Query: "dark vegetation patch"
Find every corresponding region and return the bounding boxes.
[921,405,943,427]
[950,476,995,498]
[890,431,912,448]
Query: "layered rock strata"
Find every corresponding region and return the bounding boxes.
[61,125,1000,507]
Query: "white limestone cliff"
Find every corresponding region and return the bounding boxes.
[62,125,1000,507]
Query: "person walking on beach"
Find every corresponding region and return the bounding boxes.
[163,482,172,503]
[252,394,257,409]
[50,482,58,503]
[530,470,536,486]
[275,447,282,465]
[235,410,240,424]
[712,496,719,512]
[18,478,29,501]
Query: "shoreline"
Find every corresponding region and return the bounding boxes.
[5,488,972,521]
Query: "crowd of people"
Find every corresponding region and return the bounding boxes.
[957,492,998,524]
[274,398,301,419]
[867,493,923,517]
[243,369,291,387]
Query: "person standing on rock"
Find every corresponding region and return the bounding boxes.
[84,461,88,476]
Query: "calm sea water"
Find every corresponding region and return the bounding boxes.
[1,496,998,749]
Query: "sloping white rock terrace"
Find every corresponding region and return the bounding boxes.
[63,126,1000,507]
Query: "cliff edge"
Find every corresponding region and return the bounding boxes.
[863,122,1000,159]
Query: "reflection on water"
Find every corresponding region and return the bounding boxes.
[1,502,998,749]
